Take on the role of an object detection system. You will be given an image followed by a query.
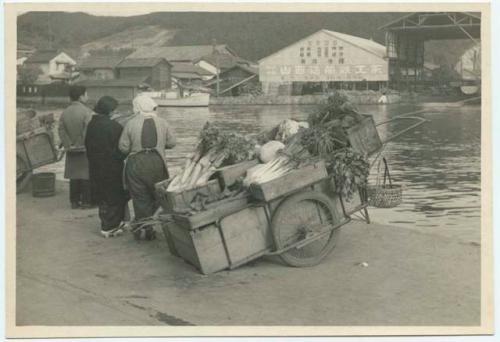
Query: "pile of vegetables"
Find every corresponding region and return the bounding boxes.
[243,92,370,199]
[166,122,255,192]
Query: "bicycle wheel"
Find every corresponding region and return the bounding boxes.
[271,191,341,267]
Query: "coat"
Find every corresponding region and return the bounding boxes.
[58,101,93,179]
[118,114,176,183]
[85,114,129,205]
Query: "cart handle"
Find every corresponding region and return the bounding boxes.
[374,116,429,145]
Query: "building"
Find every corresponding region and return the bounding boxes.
[259,29,389,96]
[23,50,77,83]
[78,55,124,80]
[126,44,238,63]
[206,64,259,96]
[76,77,149,103]
[171,62,214,82]
[195,53,255,75]
[115,58,172,90]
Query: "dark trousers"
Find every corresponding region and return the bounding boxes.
[98,201,130,231]
[69,179,92,205]
[125,151,168,224]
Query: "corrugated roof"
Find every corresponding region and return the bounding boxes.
[76,76,149,87]
[116,58,170,68]
[220,63,258,76]
[78,56,124,70]
[259,29,386,63]
[171,62,213,76]
[126,45,235,62]
[25,50,60,63]
[172,72,203,80]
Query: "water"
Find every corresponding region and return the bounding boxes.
[37,103,481,243]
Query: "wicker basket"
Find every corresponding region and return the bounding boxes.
[367,157,403,208]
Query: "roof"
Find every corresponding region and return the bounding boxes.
[172,72,203,80]
[126,44,236,62]
[116,57,170,68]
[171,62,213,76]
[219,63,258,76]
[197,53,251,70]
[76,76,149,88]
[259,29,386,63]
[378,12,481,40]
[25,50,60,63]
[78,56,124,70]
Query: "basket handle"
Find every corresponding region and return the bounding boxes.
[382,157,393,188]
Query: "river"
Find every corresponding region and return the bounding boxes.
[37,102,481,243]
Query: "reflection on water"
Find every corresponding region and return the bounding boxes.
[37,102,481,243]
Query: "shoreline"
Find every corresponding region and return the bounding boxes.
[15,180,480,326]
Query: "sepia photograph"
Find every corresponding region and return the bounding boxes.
[4,1,493,338]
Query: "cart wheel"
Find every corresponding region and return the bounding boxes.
[272,191,341,267]
[16,155,32,194]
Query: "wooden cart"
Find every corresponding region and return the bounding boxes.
[16,111,62,193]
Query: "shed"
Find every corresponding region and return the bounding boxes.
[116,58,172,90]
[78,55,124,80]
[206,64,259,96]
[76,77,149,103]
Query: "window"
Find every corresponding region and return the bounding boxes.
[33,87,37,93]
[339,58,345,64]
[324,40,329,46]
[312,59,317,64]
[333,40,337,46]
[306,52,311,57]
[317,47,321,57]
[328,59,333,64]
[332,46,337,50]
[300,47,304,51]
[301,59,306,64]
[339,46,344,50]
[332,52,336,57]
[339,52,344,57]
[300,52,304,57]
[324,47,329,57]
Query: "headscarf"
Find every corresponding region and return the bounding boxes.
[94,96,118,116]
[132,94,158,117]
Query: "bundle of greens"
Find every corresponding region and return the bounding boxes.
[167,122,255,192]
[325,148,370,199]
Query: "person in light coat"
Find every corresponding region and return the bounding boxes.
[58,85,94,209]
[119,94,176,240]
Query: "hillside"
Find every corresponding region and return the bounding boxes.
[80,25,177,52]
[18,11,401,61]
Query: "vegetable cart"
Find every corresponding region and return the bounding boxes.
[157,113,428,275]
[16,111,63,193]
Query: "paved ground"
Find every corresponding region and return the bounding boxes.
[16,181,480,326]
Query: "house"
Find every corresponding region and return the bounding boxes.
[76,76,149,103]
[126,44,238,63]
[78,55,124,81]
[259,29,389,95]
[171,62,214,83]
[23,50,77,83]
[115,58,172,90]
[206,64,259,96]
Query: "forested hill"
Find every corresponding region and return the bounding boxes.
[18,11,401,61]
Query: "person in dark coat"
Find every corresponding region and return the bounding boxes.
[119,94,176,241]
[58,85,94,209]
[85,96,130,238]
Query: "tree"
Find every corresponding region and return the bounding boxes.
[18,65,42,84]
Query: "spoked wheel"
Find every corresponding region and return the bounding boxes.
[272,191,341,267]
[16,155,32,194]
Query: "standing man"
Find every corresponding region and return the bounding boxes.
[58,85,94,209]
[119,94,176,240]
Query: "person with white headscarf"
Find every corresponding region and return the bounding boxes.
[119,94,176,240]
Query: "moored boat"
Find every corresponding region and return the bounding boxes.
[142,91,210,107]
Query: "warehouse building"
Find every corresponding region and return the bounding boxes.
[259,29,389,95]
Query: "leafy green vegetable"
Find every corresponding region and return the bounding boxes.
[325,148,370,199]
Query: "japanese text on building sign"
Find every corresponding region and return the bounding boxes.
[260,64,388,82]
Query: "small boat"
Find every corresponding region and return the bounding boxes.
[143,91,210,107]
[460,85,480,96]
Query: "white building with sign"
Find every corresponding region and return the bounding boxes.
[259,29,389,95]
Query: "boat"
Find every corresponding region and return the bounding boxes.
[460,84,480,96]
[142,91,210,107]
